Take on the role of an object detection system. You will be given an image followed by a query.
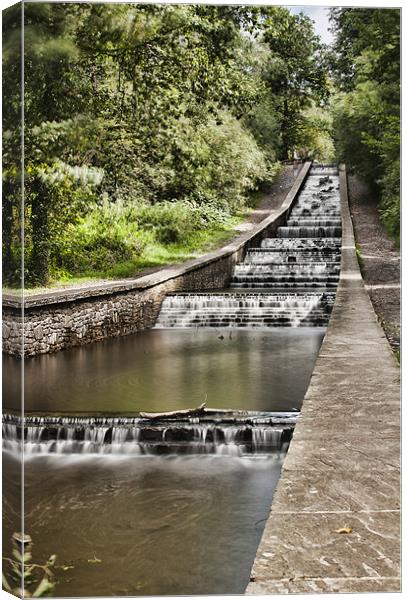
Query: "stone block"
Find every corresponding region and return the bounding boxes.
[34,325,43,340]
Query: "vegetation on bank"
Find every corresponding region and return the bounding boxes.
[329,8,400,243]
[2,4,331,288]
[2,533,58,597]
[2,5,400,289]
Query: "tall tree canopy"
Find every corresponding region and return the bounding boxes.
[261,7,329,158]
[330,8,400,241]
[2,3,331,286]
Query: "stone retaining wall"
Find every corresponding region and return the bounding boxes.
[2,162,311,357]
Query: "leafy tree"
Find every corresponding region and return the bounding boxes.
[330,8,400,240]
[21,4,96,284]
[2,2,335,287]
[2,4,23,286]
[261,7,329,159]
[330,8,400,96]
[295,105,335,162]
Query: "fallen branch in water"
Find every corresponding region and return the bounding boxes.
[139,403,246,420]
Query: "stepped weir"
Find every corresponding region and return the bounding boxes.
[3,412,296,457]
[3,164,341,457]
[156,164,341,328]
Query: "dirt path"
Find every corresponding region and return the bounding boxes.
[247,162,303,224]
[347,174,400,352]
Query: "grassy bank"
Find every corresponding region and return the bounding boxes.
[4,213,244,294]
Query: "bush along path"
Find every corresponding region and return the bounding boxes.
[348,175,400,356]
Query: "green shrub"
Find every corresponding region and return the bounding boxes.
[162,110,270,211]
[333,85,400,243]
[54,199,149,273]
[135,201,232,245]
[332,83,384,184]
[24,161,104,285]
[371,117,400,243]
[296,106,336,162]
[245,96,281,165]
[379,158,400,244]
[135,202,201,245]
[52,194,243,278]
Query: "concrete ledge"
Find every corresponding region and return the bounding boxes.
[2,163,311,355]
[246,166,400,594]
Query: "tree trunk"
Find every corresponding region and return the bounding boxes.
[28,178,50,286]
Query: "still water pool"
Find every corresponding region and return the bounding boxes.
[3,328,324,414]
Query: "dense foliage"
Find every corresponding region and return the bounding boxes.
[329,8,400,241]
[3,4,399,286]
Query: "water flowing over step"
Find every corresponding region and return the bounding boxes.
[3,413,297,457]
[276,170,341,239]
[286,219,341,227]
[155,292,335,327]
[260,238,341,250]
[155,164,341,329]
[232,263,340,288]
[309,165,339,176]
[245,250,340,264]
[277,226,342,238]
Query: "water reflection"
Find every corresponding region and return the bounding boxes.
[4,328,324,414]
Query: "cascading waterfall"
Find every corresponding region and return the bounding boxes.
[260,238,341,250]
[3,413,296,457]
[276,171,341,240]
[156,292,335,327]
[155,164,341,328]
[308,165,338,176]
[276,226,341,238]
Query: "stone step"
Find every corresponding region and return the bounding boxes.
[244,255,341,264]
[235,263,341,272]
[287,219,342,227]
[231,282,339,289]
[277,226,342,238]
[157,319,331,328]
[231,275,340,282]
[260,238,342,249]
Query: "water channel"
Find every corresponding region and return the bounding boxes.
[3,165,341,596]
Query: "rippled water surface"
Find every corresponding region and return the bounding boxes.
[3,328,324,413]
[4,453,284,596]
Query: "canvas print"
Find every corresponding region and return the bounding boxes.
[2,1,400,597]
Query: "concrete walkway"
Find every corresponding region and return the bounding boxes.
[246,166,400,594]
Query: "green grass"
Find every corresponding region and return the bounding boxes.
[355,243,364,269]
[3,219,243,295]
